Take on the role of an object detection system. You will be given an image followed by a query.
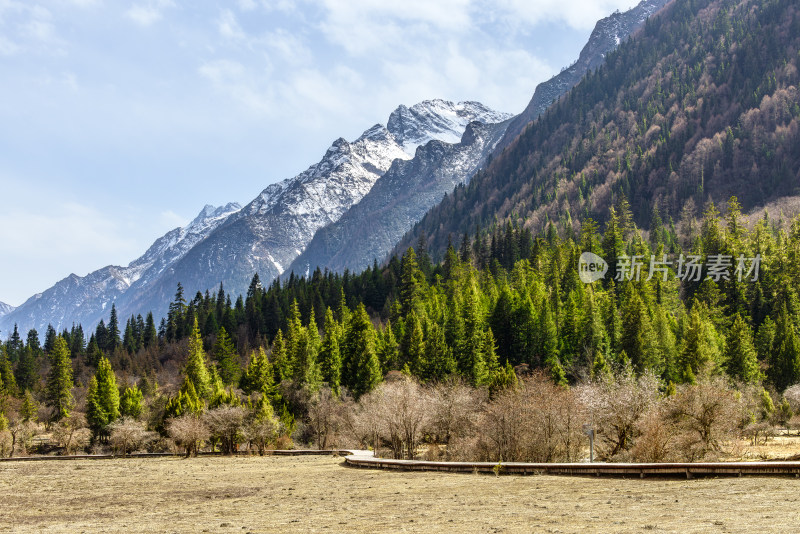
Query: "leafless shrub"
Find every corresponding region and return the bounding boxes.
[630,403,677,462]
[52,413,91,455]
[202,406,247,455]
[358,376,431,459]
[428,379,486,455]
[108,417,156,456]
[0,431,12,457]
[167,415,210,457]
[1,398,39,457]
[307,387,347,449]
[742,422,775,446]
[577,372,660,461]
[246,414,282,455]
[472,373,584,462]
[783,383,800,413]
[664,378,740,461]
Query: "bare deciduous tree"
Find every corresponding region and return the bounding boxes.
[473,373,584,462]
[665,378,740,461]
[307,387,345,449]
[358,377,431,459]
[167,415,210,457]
[578,372,660,461]
[52,412,91,455]
[109,417,156,456]
[203,406,247,455]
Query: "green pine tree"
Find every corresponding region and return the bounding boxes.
[184,318,211,400]
[341,304,381,398]
[119,385,144,419]
[724,314,762,384]
[212,327,240,385]
[318,308,342,395]
[45,337,74,422]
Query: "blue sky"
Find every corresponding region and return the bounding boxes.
[0,0,636,306]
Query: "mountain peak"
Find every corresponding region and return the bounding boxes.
[387,100,512,154]
[0,301,15,318]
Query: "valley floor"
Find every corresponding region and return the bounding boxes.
[0,455,799,533]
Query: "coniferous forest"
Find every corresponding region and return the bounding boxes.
[2,0,800,462]
[3,198,800,461]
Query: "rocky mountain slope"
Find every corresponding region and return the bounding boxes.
[288,119,511,276]
[0,302,15,319]
[123,100,509,322]
[287,0,669,277]
[495,0,671,154]
[1,100,508,334]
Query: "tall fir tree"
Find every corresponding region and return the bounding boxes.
[86,356,120,441]
[318,308,342,395]
[45,337,74,422]
[724,314,762,384]
[184,318,211,400]
[341,304,381,398]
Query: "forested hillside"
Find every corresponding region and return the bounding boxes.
[2,0,800,461]
[394,0,800,258]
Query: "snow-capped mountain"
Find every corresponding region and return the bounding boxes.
[285,0,670,278]
[495,0,671,153]
[288,118,511,276]
[0,203,241,334]
[0,302,15,319]
[36,100,509,326]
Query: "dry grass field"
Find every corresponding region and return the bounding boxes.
[1,455,799,533]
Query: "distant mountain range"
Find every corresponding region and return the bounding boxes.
[1,101,508,334]
[0,0,676,336]
[290,0,671,276]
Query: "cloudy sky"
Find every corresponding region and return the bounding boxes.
[0,0,637,306]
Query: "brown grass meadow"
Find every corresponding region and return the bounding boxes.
[1,455,800,533]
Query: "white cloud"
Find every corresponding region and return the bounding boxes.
[236,0,257,11]
[317,0,472,56]
[0,199,141,303]
[218,9,246,41]
[0,34,19,55]
[485,0,638,30]
[159,210,188,229]
[125,0,175,27]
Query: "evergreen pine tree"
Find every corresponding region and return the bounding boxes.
[422,322,456,382]
[341,304,381,398]
[86,356,120,441]
[212,327,240,385]
[184,318,211,400]
[677,303,720,383]
[270,330,291,385]
[45,337,74,422]
[0,346,17,396]
[119,385,144,419]
[107,304,121,353]
[242,347,276,398]
[724,314,761,383]
[143,312,158,349]
[318,308,342,395]
[768,306,800,391]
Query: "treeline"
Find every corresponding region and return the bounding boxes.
[2,196,800,459]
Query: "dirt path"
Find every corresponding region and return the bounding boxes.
[1,455,799,533]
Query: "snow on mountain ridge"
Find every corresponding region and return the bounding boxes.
[0,202,241,334]
[0,301,15,319]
